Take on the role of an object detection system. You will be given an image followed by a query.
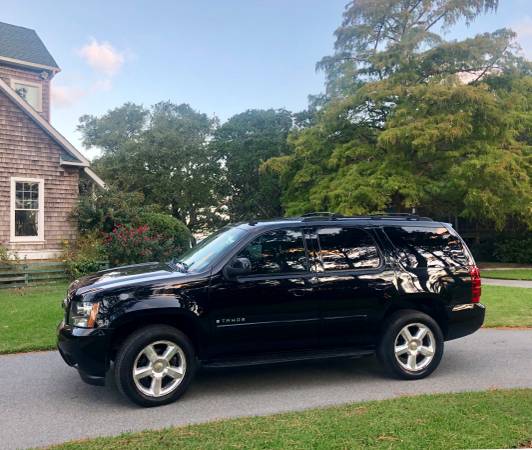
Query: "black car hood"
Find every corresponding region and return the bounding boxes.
[70,262,190,295]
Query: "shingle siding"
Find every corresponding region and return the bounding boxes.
[0,64,50,121]
[0,89,78,257]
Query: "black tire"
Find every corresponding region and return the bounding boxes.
[114,325,196,407]
[377,310,444,380]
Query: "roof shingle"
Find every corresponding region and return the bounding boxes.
[0,21,59,69]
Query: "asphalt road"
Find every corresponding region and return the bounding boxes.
[1,329,531,450]
[482,278,532,288]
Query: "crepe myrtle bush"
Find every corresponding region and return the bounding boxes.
[104,224,177,266]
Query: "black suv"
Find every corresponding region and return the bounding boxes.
[58,213,484,407]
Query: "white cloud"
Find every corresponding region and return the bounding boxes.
[91,79,113,92]
[51,79,114,108]
[51,85,86,108]
[78,38,125,77]
[513,16,532,58]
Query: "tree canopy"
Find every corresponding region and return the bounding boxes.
[265,0,531,230]
[210,109,293,221]
[79,102,224,232]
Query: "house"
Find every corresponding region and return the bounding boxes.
[0,21,104,260]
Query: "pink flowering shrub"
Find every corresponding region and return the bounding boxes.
[104,224,174,265]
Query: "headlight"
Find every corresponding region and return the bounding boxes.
[69,301,100,328]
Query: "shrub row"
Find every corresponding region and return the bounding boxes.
[64,190,193,279]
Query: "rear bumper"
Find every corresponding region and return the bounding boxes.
[57,320,112,384]
[445,303,485,341]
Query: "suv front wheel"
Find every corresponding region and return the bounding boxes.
[378,310,444,380]
[114,325,196,407]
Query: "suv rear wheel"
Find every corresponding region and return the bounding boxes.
[378,310,444,380]
[114,325,196,407]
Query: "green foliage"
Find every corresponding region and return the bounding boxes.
[63,231,107,279]
[71,191,193,270]
[104,224,175,266]
[494,234,532,263]
[75,188,146,234]
[267,0,532,233]
[210,109,293,221]
[138,211,193,253]
[318,0,506,95]
[79,102,224,232]
[77,103,148,154]
[0,243,18,265]
[0,244,10,264]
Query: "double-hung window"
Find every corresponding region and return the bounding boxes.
[10,178,44,242]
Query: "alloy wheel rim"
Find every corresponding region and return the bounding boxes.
[132,340,187,397]
[394,322,435,372]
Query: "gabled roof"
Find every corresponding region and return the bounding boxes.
[0,78,105,188]
[0,22,59,72]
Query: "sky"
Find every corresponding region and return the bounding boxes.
[2,0,532,159]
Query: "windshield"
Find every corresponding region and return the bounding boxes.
[177,226,248,272]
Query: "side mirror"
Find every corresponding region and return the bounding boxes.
[223,257,251,279]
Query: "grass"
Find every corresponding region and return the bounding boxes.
[482,285,532,327]
[482,269,532,281]
[0,282,67,353]
[0,283,530,354]
[49,389,532,450]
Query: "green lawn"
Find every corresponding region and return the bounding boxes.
[482,269,532,281]
[482,285,532,327]
[49,389,532,450]
[0,282,67,354]
[0,283,530,354]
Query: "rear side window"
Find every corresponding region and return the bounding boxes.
[236,228,307,275]
[313,227,381,272]
[384,226,470,268]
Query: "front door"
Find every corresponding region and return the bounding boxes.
[207,227,318,358]
[307,226,397,347]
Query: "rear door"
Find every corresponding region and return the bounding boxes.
[308,226,397,347]
[207,227,318,357]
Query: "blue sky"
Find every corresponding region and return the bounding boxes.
[2,0,531,158]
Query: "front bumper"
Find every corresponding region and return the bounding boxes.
[57,320,112,385]
[445,303,485,341]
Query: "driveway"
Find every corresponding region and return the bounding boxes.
[482,278,532,288]
[1,328,531,450]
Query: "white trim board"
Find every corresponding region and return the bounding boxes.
[0,55,60,74]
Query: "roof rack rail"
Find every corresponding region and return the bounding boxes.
[299,212,432,222]
[300,212,344,221]
[365,213,433,221]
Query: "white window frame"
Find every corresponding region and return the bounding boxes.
[10,78,43,112]
[10,177,45,243]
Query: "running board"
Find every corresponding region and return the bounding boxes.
[202,347,375,368]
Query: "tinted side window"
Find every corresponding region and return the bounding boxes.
[237,229,307,275]
[314,227,381,272]
[384,226,469,268]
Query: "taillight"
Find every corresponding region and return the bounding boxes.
[469,265,481,303]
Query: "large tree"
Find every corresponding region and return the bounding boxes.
[266,0,531,230]
[79,102,224,232]
[210,109,293,221]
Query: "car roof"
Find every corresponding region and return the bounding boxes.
[233,213,448,231]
